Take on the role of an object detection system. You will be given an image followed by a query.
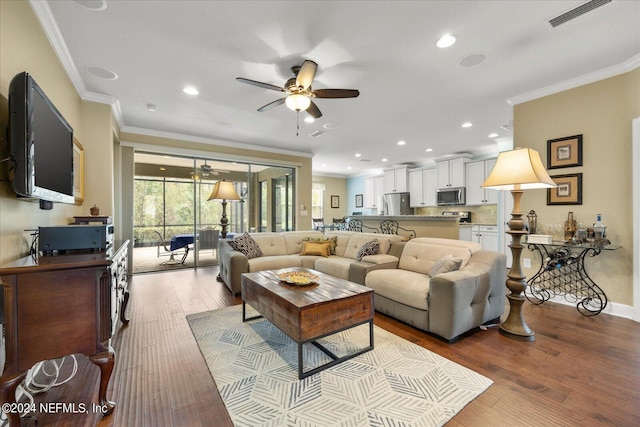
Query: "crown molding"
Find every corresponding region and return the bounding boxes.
[120,126,314,159]
[29,1,123,115]
[507,54,640,106]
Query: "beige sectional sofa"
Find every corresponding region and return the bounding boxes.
[217,230,403,295]
[218,231,506,341]
[366,237,506,341]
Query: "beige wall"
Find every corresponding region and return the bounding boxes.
[514,69,639,306]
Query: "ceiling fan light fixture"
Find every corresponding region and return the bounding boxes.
[285,94,311,112]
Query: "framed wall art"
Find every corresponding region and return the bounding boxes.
[331,195,340,208]
[355,194,363,208]
[73,138,84,205]
[547,134,583,169]
[547,173,582,205]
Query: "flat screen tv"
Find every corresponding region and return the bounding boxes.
[8,71,75,204]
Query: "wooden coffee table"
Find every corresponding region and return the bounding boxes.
[241,268,374,380]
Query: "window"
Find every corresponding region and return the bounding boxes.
[311,183,325,223]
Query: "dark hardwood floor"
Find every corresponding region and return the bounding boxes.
[25,267,640,426]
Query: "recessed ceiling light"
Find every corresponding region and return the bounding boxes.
[347,166,352,170]
[425,148,433,152]
[355,153,362,157]
[304,116,315,123]
[436,34,456,48]
[462,122,473,128]
[183,86,199,95]
[322,163,327,167]
[397,140,406,146]
[86,66,118,80]
[458,53,487,67]
[147,103,157,112]
[159,167,166,171]
[323,123,338,129]
[72,0,107,11]
[488,133,499,138]
[382,158,388,162]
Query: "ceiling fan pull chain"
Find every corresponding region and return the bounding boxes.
[296,111,300,136]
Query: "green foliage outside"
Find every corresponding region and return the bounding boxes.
[133,177,222,246]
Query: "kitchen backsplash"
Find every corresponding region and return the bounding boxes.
[415,205,498,224]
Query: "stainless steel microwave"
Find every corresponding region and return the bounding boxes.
[437,187,466,206]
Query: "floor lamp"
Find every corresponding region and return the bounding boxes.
[482,148,556,341]
[207,180,241,238]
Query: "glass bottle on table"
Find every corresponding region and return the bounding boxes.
[564,212,577,242]
[594,214,605,240]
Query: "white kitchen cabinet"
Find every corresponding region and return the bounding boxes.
[409,168,437,207]
[364,175,384,209]
[459,225,473,241]
[383,167,409,193]
[472,225,499,252]
[436,158,467,188]
[465,159,498,205]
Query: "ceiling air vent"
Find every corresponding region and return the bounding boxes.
[548,0,611,28]
[309,130,325,138]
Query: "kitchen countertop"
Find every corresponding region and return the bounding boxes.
[347,215,459,221]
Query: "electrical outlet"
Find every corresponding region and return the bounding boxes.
[523,258,532,268]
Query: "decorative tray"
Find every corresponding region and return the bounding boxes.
[277,271,319,286]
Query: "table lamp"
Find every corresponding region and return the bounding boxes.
[482,147,556,341]
[207,180,241,238]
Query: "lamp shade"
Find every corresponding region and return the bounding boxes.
[482,148,557,190]
[285,94,311,112]
[207,180,241,201]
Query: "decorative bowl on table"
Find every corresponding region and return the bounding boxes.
[277,271,319,286]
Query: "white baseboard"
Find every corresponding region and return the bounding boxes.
[543,295,635,320]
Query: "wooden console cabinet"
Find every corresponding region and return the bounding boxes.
[0,240,130,426]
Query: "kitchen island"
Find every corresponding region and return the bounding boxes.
[346,215,459,240]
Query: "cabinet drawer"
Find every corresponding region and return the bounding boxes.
[478,225,498,233]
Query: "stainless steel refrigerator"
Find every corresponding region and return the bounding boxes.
[383,192,411,215]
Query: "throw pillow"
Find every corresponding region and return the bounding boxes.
[430,254,463,277]
[300,241,331,257]
[303,236,338,255]
[227,232,263,259]
[357,240,379,261]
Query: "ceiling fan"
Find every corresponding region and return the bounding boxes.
[198,161,228,178]
[236,60,360,120]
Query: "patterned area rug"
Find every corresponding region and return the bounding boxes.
[187,305,492,427]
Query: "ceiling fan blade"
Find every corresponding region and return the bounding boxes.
[313,88,360,98]
[236,77,284,92]
[296,60,318,90]
[306,100,322,119]
[257,98,285,112]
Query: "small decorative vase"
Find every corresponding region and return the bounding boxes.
[90,205,100,216]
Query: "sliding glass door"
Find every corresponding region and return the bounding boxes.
[132,153,295,273]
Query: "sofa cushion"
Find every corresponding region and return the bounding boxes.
[313,256,354,280]
[300,241,331,257]
[227,232,263,259]
[366,269,431,311]
[357,240,379,260]
[343,235,392,259]
[430,254,463,277]
[282,231,324,255]
[302,235,338,255]
[399,242,472,275]
[248,255,302,272]
[249,233,286,257]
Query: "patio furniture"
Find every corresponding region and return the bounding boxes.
[154,231,188,264]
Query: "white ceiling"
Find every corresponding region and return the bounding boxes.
[33,0,639,176]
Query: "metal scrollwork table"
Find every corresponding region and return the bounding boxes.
[525,241,619,316]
